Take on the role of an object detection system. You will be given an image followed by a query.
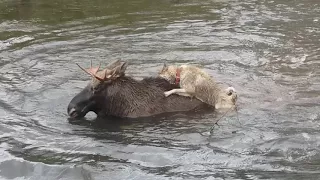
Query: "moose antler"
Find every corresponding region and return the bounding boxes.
[76,60,109,81]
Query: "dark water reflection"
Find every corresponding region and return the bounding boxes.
[0,0,320,179]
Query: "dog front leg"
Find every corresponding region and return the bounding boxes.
[164,88,187,97]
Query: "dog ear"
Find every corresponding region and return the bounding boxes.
[161,63,168,71]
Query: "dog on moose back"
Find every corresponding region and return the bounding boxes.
[159,63,238,111]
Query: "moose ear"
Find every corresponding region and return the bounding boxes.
[110,61,128,77]
[105,59,121,70]
[118,61,128,75]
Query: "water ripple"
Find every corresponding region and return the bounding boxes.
[0,0,320,179]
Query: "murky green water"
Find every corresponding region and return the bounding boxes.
[0,0,319,179]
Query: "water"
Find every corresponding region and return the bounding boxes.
[0,0,319,179]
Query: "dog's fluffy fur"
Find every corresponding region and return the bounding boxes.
[159,64,237,110]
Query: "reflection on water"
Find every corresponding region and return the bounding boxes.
[0,0,320,179]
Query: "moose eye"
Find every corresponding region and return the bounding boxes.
[92,84,102,94]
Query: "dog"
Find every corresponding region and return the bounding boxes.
[158,63,237,110]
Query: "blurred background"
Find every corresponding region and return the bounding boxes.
[0,0,319,179]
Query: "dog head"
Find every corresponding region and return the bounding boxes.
[158,63,178,84]
[215,86,238,110]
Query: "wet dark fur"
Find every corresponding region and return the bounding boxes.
[68,76,211,119]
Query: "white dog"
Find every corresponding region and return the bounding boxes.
[159,64,237,110]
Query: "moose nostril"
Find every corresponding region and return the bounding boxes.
[68,108,78,117]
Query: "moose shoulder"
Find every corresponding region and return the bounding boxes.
[67,61,210,119]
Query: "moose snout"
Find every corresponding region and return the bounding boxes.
[67,103,79,118]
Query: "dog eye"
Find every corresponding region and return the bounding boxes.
[227,91,233,96]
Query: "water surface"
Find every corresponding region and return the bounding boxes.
[0,0,320,179]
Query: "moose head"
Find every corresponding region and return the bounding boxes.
[67,60,128,118]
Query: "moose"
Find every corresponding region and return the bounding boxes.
[67,60,210,119]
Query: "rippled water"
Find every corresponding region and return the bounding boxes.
[0,0,320,179]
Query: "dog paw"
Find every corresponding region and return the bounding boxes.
[164,92,171,97]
